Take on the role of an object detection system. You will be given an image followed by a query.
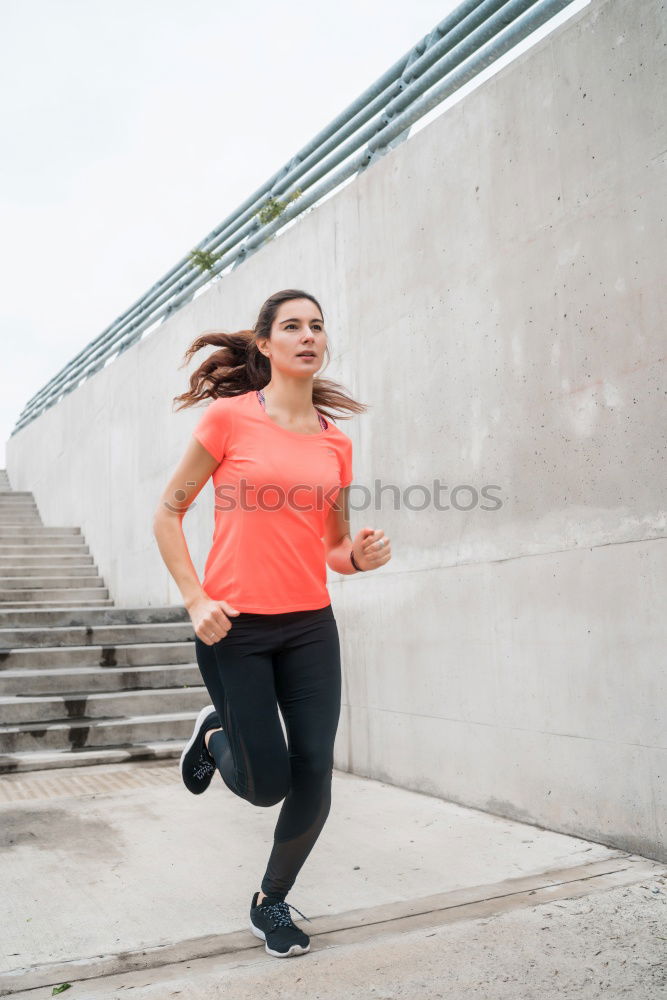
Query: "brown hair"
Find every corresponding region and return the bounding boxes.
[173,288,367,423]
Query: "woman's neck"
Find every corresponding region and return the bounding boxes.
[257,387,327,430]
[260,381,315,421]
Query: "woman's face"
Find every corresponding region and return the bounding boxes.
[263,299,327,376]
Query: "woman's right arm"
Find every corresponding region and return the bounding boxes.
[152,437,240,643]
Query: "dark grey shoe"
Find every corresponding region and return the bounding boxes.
[180,704,220,794]
[249,891,312,957]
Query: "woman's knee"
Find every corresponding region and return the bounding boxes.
[250,787,288,808]
[247,761,291,807]
[292,748,334,784]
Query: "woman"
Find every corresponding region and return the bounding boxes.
[152,288,391,959]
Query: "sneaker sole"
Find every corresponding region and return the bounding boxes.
[179,703,216,780]
[250,922,310,957]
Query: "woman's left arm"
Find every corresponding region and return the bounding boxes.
[324,486,392,574]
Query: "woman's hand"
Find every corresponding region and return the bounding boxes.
[352,527,392,572]
[187,594,241,645]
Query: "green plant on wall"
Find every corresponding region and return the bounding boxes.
[188,188,303,273]
[257,188,302,225]
[188,249,218,272]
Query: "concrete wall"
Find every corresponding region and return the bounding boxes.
[7,0,666,859]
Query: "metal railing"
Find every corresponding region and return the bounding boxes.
[13,0,577,433]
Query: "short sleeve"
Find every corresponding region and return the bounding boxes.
[192,397,232,464]
[340,435,353,487]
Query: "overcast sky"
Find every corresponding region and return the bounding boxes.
[1,0,585,467]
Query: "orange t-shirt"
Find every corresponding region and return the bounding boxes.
[191,389,353,613]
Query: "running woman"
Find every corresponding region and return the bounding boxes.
[153,288,391,958]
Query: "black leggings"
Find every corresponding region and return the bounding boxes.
[193,603,342,901]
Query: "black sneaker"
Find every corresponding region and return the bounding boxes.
[180,704,220,794]
[249,891,312,958]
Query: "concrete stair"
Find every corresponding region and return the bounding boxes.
[0,469,210,773]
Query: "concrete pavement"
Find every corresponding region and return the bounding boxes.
[1,761,665,998]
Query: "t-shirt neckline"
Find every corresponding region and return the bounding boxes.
[252,389,334,439]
